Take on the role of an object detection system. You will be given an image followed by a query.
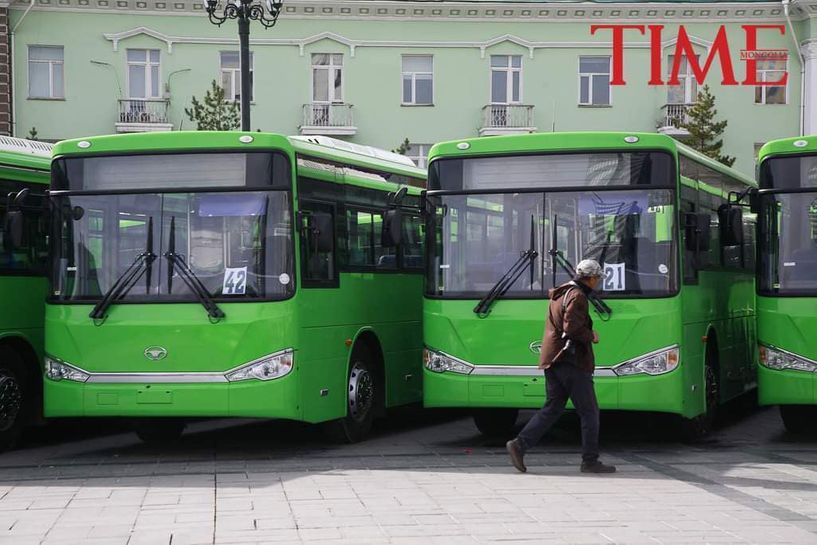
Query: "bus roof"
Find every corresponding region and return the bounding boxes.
[758,135,817,163]
[0,136,52,172]
[429,131,754,188]
[52,131,425,185]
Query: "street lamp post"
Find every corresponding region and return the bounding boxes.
[205,0,283,131]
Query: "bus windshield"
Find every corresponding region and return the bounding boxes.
[427,188,677,298]
[759,191,817,295]
[50,153,293,303]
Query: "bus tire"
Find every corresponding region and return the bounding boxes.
[133,419,186,444]
[473,409,518,437]
[780,405,816,434]
[323,346,379,443]
[681,344,719,442]
[0,347,28,452]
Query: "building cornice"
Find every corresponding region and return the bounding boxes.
[10,0,817,23]
[103,26,715,56]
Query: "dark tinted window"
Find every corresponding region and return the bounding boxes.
[429,151,673,191]
[760,155,817,189]
[53,152,290,191]
[0,181,48,275]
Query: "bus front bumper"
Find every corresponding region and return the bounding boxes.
[423,366,686,415]
[758,365,817,406]
[44,373,301,419]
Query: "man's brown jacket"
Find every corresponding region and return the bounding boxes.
[537,281,595,373]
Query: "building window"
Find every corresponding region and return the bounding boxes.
[490,55,522,104]
[220,51,254,102]
[579,56,611,106]
[754,60,787,105]
[667,55,698,104]
[312,54,343,103]
[127,49,161,99]
[406,143,432,169]
[402,55,433,105]
[28,46,64,99]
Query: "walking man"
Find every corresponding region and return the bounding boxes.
[506,259,616,474]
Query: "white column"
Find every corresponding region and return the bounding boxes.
[803,40,817,135]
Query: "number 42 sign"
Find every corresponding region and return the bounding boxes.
[603,262,625,291]
[223,267,247,295]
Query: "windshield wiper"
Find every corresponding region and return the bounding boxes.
[164,216,225,320]
[473,215,539,318]
[89,217,156,321]
[549,214,613,321]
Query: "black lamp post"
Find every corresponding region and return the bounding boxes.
[205,0,283,131]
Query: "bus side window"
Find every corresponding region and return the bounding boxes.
[742,214,756,271]
[401,215,424,270]
[0,184,48,275]
[681,190,697,284]
[300,201,337,287]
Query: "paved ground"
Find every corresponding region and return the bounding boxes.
[0,403,816,545]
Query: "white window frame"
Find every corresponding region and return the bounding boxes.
[490,55,522,105]
[311,53,344,104]
[754,59,788,105]
[401,55,434,106]
[126,49,161,99]
[220,51,254,103]
[406,143,433,169]
[666,54,699,104]
[578,56,612,106]
[28,45,64,99]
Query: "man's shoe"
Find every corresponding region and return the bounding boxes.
[506,439,527,473]
[580,460,616,474]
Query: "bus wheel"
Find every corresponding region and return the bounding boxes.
[324,350,378,443]
[780,406,817,434]
[133,419,186,444]
[0,348,28,452]
[473,409,518,437]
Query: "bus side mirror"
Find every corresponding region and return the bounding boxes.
[749,191,760,214]
[3,210,24,250]
[381,209,402,247]
[684,212,711,253]
[718,205,744,246]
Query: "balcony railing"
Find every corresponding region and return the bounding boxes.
[480,104,535,136]
[657,103,693,136]
[299,103,356,136]
[116,99,172,132]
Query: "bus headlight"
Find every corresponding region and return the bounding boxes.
[423,348,474,375]
[760,345,817,372]
[44,356,90,383]
[225,349,294,382]
[613,346,679,376]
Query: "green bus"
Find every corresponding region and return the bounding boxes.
[423,132,757,438]
[756,135,817,432]
[0,136,53,450]
[44,132,426,443]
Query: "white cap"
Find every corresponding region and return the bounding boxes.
[576,259,602,279]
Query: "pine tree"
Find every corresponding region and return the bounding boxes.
[392,138,410,155]
[184,80,240,131]
[680,85,735,167]
[26,127,39,141]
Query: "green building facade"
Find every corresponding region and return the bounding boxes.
[9,0,817,175]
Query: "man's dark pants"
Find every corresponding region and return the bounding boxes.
[516,362,600,463]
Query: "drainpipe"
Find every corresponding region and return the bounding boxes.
[783,0,806,136]
[9,0,37,137]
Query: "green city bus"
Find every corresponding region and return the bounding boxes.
[44,132,426,442]
[0,136,53,450]
[756,135,817,432]
[423,132,757,438]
